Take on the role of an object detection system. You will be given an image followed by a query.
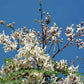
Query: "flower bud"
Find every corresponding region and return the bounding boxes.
[9,23,11,27]
[26,30,29,33]
[43,12,46,15]
[57,39,59,43]
[10,25,14,28]
[0,20,5,25]
[38,8,41,11]
[41,20,43,23]
[23,26,26,29]
[33,28,35,31]
[60,41,63,43]
[76,56,78,60]
[81,21,83,26]
[76,25,79,28]
[53,23,57,27]
[34,19,37,22]
[39,0,42,5]
[12,22,15,25]
[7,24,9,27]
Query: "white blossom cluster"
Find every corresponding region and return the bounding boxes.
[65,24,75,41]
[0,28,83,84]
[65,23,84,49]
[56,59,67,70]
[0,31,18,52]
[49,23,62,41]
[57,73,83,84]
[41,22,63,46]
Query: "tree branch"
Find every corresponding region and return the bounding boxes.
[40,0,45,49]
[48,43,53,53]
[51,41,70,59]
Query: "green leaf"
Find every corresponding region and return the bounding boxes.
[56,77,62,82]
[4,58,14,64]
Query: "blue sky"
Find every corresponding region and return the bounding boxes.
[0,0,84,74]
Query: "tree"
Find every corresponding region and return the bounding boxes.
[0,0,84,84]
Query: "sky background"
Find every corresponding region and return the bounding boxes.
[0,0,84,74]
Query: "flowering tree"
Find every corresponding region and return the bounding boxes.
[0,0,84,84]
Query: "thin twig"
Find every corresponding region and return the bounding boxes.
[48,43,53,53]
[51,32,80,59]
[51,41,70,59]
[53,42,56,55]
[57,42,60,50]
[40,0,45,49]
[11,27,20,50]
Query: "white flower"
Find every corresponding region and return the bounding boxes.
[79,42,84,49]
[76,26,84,33]
[65,26,74,37]
[52,36,56,41]
[69,65,79,72]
